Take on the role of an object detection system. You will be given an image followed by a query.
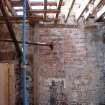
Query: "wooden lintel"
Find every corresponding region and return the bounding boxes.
[39,24,78,28]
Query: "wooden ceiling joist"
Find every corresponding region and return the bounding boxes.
[75,0,91,21]
[65,0,75,23]
[84,0,102,20]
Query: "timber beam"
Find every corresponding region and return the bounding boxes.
[0,16,44,24]
[0,39,54,50]
[95,5,105,21]
[55,0,63,23]
[4,0,16,16]
[65,0,75,23]
[75,0,91,21]
[0,0,22,63]
[84,0,102,20]
[11,1,64,6]
[39,24,78,28]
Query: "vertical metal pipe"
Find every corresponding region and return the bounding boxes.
[22,0,28,105]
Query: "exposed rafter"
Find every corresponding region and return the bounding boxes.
[4,0,16,16]
[55,0,63,23]
[75,0,91,21]
[27,0,32,16]
[65,0,75,23]
[95,5,105,21]
[0,0,22,63]
[44,0,47,20]
[84,0,102,20]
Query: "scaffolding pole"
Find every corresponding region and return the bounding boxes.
[21,0,28,105]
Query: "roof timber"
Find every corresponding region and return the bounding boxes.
[95,5,105,21]
[27,0,32,16]
[11,1,22,6]
[65,0,75,23]
[0,15,60,24]
[0,0,22,63]
[75,0,91,21]
[44,0,47,20]
[4,0,15,15]
[84,0,102,20]
[55,0,63,23]
[15,9,60,14]
[11,1,64,6]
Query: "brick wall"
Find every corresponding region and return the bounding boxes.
[35,24,105,105]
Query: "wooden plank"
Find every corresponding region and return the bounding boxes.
[65,0,75,23]
[0,64,9,105]
[75,0,91,21]
[0,63,15,105]
[8,64,15,105]
[84,0,102,20]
